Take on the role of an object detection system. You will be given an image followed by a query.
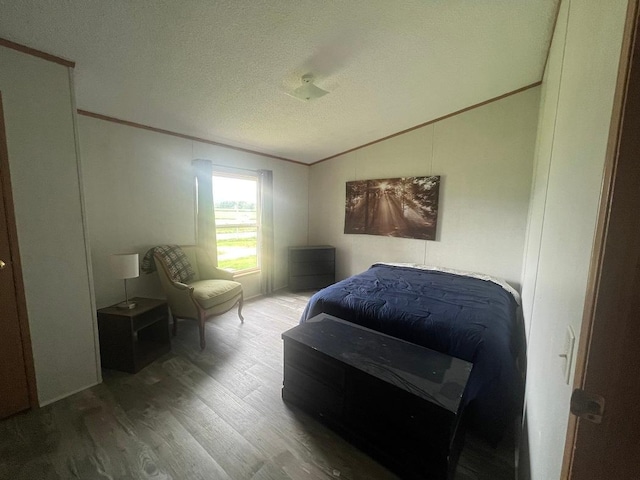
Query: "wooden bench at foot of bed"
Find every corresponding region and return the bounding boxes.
[282,313,473,480]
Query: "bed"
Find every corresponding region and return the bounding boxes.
[300,262,524,444]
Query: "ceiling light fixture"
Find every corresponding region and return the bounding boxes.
[287,74,329,102]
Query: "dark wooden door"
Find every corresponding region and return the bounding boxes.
[563,1,640,478]
[0,92,36,419]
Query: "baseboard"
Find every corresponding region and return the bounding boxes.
[38,380,101,408]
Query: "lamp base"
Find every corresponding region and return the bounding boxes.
[116,301,137,310]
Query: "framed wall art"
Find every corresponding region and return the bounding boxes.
[344,176,440,240]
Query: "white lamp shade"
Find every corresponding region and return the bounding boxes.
[110,253,139,279]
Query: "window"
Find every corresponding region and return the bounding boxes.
[213,173,260,273]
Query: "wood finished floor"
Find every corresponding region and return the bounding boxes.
[0,291,515,480]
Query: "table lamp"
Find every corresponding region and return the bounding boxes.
[110,253,139,309]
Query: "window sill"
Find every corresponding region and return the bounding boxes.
[232,269,261,279]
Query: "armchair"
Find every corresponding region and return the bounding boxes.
[153,245,243,349]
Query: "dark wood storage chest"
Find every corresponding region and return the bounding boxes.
[282,314,472,480]
[288,245,335,291]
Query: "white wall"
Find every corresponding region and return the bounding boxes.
[520,1,628,479]
[308,87,540,288]
[79,116,309,308]
[0,47,99,405]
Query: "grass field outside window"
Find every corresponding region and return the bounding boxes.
[213,173,260,273]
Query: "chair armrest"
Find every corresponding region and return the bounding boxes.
[210,267,234,281]
[172,281,194,291]
[195,247,236,280]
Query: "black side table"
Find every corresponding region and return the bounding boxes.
[97,297,170,373]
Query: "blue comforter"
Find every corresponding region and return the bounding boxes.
[300,264,523,443]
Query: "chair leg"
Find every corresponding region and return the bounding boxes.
[238,293,244,323]
[172,313,178,337]
[198,309,207,350]
[199,318,207,350]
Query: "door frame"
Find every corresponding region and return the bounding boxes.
[561,0,640,476]
[0,91,38,410]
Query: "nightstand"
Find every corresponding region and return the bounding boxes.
[97,297,170,373]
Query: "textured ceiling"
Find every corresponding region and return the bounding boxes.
[0,0,558,163]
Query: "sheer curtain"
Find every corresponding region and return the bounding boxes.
[259,169,274,295]
[193,159,217,264]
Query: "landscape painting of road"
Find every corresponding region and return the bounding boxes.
[344,176,440,240]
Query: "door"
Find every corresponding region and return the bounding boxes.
[0,92,37,419]
[562,1,640,478]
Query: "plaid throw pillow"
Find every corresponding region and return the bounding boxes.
[151,245,195,283]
